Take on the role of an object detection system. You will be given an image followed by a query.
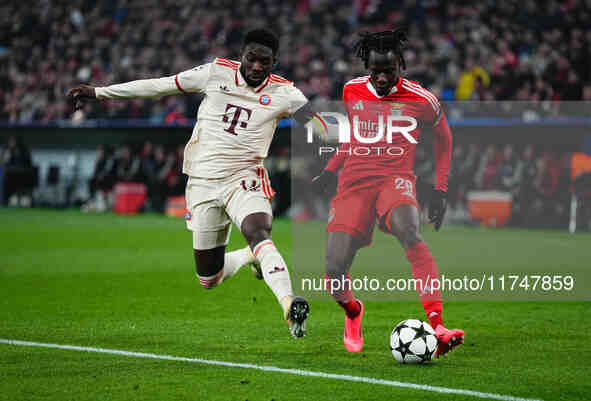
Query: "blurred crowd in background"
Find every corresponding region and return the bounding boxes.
[84,141,186,212]
[419,143,571,228]
[1,0,591,229]
[2,0,591,122]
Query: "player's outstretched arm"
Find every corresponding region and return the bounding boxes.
[66,76,182,108]
[429,112,453,231]
[66,64,211,108]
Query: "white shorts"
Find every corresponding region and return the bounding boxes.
[185,166,274,250]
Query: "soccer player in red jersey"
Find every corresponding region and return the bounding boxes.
[312,29,464,354]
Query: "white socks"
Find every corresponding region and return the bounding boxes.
[196,241,294,317]
[253,239,294,309]
[222,246,255,281]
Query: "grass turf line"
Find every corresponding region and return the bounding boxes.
[1,209,590,401]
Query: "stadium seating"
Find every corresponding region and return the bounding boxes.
[2,1,590,122]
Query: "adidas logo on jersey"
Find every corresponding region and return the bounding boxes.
[352,100,364,110]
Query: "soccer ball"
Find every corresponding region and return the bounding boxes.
[390,319,438,364]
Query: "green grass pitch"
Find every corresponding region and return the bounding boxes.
[1,209,590,401]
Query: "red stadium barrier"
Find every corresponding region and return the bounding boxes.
[467,191,512,227]
[112,182,147,215]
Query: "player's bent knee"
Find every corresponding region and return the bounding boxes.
[249,228,272,245]
[241,214,272,246]
[325,247,355,277]
[325,261,347,279]
[325,250,350,278]
[393,222,422,249]
[402,227,423,249]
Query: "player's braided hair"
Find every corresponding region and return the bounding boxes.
[355,27,407,69]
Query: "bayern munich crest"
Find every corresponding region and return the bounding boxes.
[259,94,271,105]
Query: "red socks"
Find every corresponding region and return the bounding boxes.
[324,273,361,318]
[405,242,443,329]
[325,241,443,325]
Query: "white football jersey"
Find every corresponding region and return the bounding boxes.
[95,57,308,178]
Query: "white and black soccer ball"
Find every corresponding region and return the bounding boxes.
[390,319,438,364]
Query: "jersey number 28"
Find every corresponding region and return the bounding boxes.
[395,177,414,198]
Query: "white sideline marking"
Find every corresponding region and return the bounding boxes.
[1,338,541,401]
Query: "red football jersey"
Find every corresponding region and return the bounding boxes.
[325,76,452,192]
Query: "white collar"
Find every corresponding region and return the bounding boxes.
[235,68,270,93]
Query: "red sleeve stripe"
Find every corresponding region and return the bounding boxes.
[432,112,444,127]
[215,58,240,70]
[344,76,370,86]
[402,80,439,106]
[402,80,440,114]
[402,80,439,105]
[269,79,292,85]
[215,57,240,66]
[216,60,239,68]
[402,82,440,114]
[269,74,292,84]
[216,61,239,70]
[175,75,186,94]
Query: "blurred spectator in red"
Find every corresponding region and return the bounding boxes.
[536,152,561,199]
[475,144,502,189]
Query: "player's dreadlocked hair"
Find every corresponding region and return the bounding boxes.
[242,28,279,56]
[355,28,407,69]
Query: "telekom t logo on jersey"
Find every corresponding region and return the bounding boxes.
[306,112,418,144]
[223,104,252,135]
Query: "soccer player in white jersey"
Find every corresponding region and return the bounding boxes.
[67,29,311,338]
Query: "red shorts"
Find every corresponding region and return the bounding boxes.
[326,174,419,247]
